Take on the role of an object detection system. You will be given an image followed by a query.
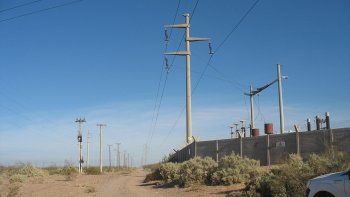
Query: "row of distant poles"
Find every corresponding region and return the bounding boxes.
[164,13,287,144]
[75,118,131,174]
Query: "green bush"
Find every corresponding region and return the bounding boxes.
[83,167,101,175]
[178,157,217,187]
[158,162,180,183]
[211,154,261,185]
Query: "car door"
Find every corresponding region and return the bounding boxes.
[345,171,350,196]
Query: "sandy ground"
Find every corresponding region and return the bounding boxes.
[1,169,244,197]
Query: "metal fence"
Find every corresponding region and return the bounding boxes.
[169,128,350,165]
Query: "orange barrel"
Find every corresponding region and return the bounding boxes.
[252,128,259,137]
[264,123,274,134]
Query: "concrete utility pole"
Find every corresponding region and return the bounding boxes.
[115,143,121,168]
[249,84,254,136]
[108,144,113,170]
[75,118,86,174]
[164,13,211,144]
[97,123,106,173]
[277,64,285,134]
[123,150,126,168]
[86,129,90,167]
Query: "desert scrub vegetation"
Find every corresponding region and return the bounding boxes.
[178,157,217,187]
[146,151,350,196]
[83,167,101,175]
[59,165,78,181]
[145,156,218,187]
[211,154,262,185]
[242,151,350,197]
[6,164,47,183]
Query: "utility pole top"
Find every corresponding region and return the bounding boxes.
[75,118,86,123]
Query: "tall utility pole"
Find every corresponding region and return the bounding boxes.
[165,13,211,144]
[86,129,90,167]
[97,123,106,173]
[249,84,254,136]
[277,64,285,134]
[144,144,148,165]
[108,144,112,170]
[115,143,121,168]
[123,150,126,168]
[75,118,86,174]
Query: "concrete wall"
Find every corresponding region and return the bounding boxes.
[169,128,350,165]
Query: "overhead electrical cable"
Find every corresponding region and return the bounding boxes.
[0,0,84,23]
[0,0,43,13]
[146,0,183,147]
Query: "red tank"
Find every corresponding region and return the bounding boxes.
[264,123,274,135]
[252,128,259,137]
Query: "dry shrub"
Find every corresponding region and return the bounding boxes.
[159,162,180,183]
[7,184,20,197]
[9,174,26,183]
[242,152,350,197]
[43,166,61,175]
[84,186,96,193]
[144,168,162,183]
[8,164,47,178]
[178,157,217,187]
[83,167,100,175]
[59,165,78,181]
[211,154,261,185]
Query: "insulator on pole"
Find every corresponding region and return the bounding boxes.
[208,42,214,55]
[165,57,170,73]
[165,29,170,42]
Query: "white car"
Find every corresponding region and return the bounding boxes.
[307,170,350,197]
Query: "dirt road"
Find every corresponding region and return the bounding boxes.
[13,169,241,197]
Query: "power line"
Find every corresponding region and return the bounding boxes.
[0,0,84,23]
[214,0,261,54]
[147,0,201,147]
[161,0,261,145]
[146,0,182,146]
[0,0,43,13]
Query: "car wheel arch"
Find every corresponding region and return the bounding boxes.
[314,191,335,197]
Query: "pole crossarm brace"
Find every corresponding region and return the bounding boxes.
[187,37,211,42]
[164,24,188,28]
[244,79,279,96]
[164,51,190,56]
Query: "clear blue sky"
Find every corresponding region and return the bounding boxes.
[0,0,349,166]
